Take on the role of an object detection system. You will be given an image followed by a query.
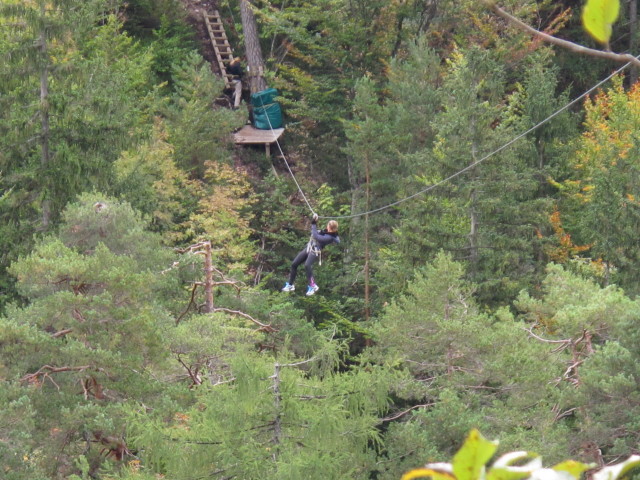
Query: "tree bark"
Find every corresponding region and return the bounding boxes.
[239,0,267,93]
[271,363,282,456]
[203,241,214,313]
[364,154,371,322]
[630,0,638,85]
[468,133,479,271]
[39,3,51,228]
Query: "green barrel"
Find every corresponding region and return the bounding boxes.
[251,88,283,130]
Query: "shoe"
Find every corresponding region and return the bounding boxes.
[306,284,319,296]
[282,283,295,292]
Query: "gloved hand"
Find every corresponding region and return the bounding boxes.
[311,213,318,224]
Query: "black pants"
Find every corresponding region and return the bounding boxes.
[288,248,318,285]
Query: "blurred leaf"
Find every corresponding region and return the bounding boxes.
[453,429,499,480]
[582,0,620,45]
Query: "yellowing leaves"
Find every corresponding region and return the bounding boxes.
[545,208,592,263]
[582,0,620,45]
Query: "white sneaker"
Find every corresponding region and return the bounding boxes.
[306,285,319,296]
[282,283,295,292]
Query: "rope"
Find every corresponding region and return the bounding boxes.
[256,96,317,215]
[258,59,634,220]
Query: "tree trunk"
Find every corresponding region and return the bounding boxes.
[39,4,51,228]
[203,242,215,313]
[468,137,479,270]
[364,154,371,322]
[239,0,267,93]
[630,0,638,85]
[271,363,282,457]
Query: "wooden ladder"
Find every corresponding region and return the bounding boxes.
[203,10,234,87]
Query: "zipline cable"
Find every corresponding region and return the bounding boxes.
[259,58,634,220]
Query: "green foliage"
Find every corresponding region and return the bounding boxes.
[120,0,190,39]
[184,161,257,272]
[0,195,180,478]
[515,263,640,459]
[114,118,200,239]
[3,0,640,477]
[0,4,158,309]
[559,77,640,293]
[164,50,243,177]
[365,254,583,477]
[125,347,395,480]
[150,14,199,86]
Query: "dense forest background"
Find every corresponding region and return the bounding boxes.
[2,0,640,478]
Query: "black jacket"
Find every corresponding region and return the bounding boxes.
[228,61,243,78]
[310,224,340,250]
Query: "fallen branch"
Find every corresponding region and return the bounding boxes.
[483,0,640,67]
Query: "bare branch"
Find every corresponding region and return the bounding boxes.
[176,355,202,387]
[175,242,209,254]
[484,1,640,67]
[176,284,200,325]
[380,403,436,423]
[211,307,277,333]
[523,326,571,345]
[21,365,92,385]
[160,261,181,275]
[273,357,318,370]
[553,405,578,421]
[51,328,72,338]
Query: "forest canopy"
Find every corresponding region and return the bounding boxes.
[2,0,640,479]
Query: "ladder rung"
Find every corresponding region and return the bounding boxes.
[204,10,235,86]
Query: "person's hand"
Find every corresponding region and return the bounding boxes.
[311,213,318,224]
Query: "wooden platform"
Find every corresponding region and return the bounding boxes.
[233,125,285,156]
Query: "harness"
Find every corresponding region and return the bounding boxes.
[306,236,322,265]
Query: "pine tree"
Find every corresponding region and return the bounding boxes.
[365,253,569,478]
[0,5,158,310]
[125,343,395,479]
[0,194,179,478]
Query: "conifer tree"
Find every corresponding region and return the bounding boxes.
[560,77,640,292]
[0,4,158,309]
[365,253,569,478]
[125,345,395,480]
[0,194,179,478]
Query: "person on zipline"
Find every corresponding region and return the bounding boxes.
[282,214,340,296]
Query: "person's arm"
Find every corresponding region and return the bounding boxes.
[311,224,338,244]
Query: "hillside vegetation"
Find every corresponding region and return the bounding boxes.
[2,0,640,479]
